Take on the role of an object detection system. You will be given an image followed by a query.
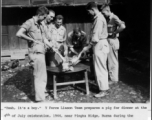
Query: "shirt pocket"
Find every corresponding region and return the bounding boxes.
[29,28,42,40]
[51,29,57,35]
[58,29,65,41]
[58,29,64,36]
[50,29,58,40]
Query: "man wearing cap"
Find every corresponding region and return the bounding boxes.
[49,15,68,67]
[16,6,52,102]
[79,2,110,98]
[101,4,126,84]
[67,27,88,58]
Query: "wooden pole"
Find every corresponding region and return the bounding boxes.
[53,75,57,99]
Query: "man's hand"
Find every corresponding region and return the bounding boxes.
[64,50,68,57]
[71,56,81,66]
[70,48,78,55]
[81,45,91,53]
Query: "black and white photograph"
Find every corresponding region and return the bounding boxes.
[1,0,150,104]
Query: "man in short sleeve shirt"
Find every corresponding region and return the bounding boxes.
[101,4,126,84]
[41,10,56,66]
[41,10,55,43]
[49,15,68,67]
[16,6,50,102]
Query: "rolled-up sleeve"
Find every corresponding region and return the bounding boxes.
[91,19,103,43]
[113,15,125,26]
[81,32,88,48]
[21,20,32,31]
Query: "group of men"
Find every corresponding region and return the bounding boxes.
[16,2,125,102]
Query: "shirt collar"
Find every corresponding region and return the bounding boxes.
[53,24,63,30]
[44,19,52,26]
[33,16,40,26]
[43,19,47,25]
[94,11,101,20]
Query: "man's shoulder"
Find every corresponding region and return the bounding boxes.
[111,13,120,20]
[81,31,86,36]
[68,31,73,37]
[60,25,66,31]
[97,13,106,22]
[23,18,34,25]
[21,18,34,30]
[110,13,125,25]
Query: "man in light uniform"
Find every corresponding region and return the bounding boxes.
[101,4,126,84]
[41,10,56,66]
[80,2,110,97]
[16,6,52,102]
[41,10,55,42]
[50,15,68,67]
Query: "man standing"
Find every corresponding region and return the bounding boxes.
[41,10,56,66]
[41,10,55,42]
[16,6,51,102]
[50,15,68,67]
[80,2,110,97]
[67,27,88,58]
[101,4,126,84]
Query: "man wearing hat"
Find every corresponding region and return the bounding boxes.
[67,27,88,58]
[100,4,126,84]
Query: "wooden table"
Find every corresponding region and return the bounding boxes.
[47,63,90,99]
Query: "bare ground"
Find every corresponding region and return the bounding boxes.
[1,59,150,103]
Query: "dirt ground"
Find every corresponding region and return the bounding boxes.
[1,58,150,103]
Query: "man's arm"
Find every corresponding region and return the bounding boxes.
[91,19,104,44]
[81,32,88,48]
[81,19,103,53]
[63,28,68,56]
[63,28,67,41]
[16,20,41,44]
[67,32,78,55]
[16,28,36,42]
[113,15,126,35]
[41,27,54,48]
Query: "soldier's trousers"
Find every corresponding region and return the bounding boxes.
[93,39,109,91]
[29,53,47,101]
[107,38,119,82]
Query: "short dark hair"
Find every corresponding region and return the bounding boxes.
[86,2,98,10]
[36,6,49,15]
[55,15,64,21]
[73,27,81,34]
